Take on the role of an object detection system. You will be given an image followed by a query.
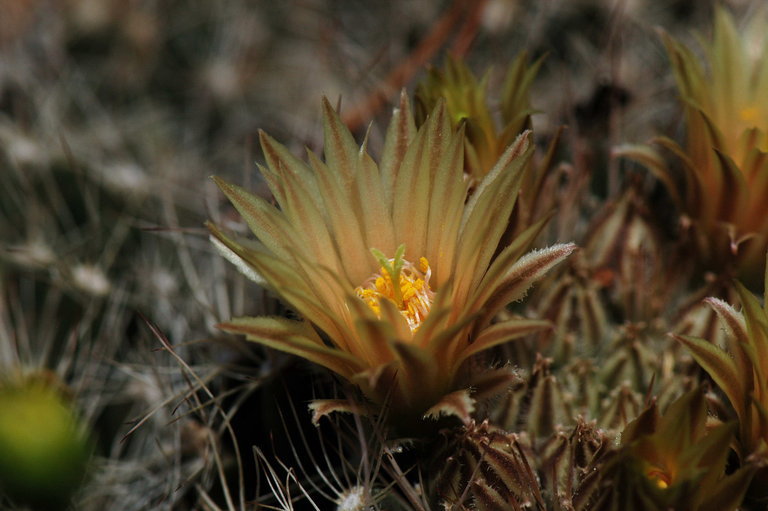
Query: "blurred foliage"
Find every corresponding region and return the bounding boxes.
[2,1,768,510]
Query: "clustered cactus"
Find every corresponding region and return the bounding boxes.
[3,2,768,511]
[209,5,768,511]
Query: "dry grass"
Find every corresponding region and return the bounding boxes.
[1,1,765,510]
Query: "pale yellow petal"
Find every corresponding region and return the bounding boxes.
[455,318,551,369]
[472,243,577,330]
[307,151,374,283]
[425,119,467,288]
[321,97,360,184]
[380,91,417,205]
[454,131,533,299]
[207,223,349,348]
[211,176,295,261]
[219,316,363,379]
[392,101,454,262]
[273,156,341,274]
[259,130,322,208]
[464,213,553,317]
[355,150,396,255]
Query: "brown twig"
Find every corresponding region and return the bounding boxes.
[342,0,485,132]
[450,0,487,58]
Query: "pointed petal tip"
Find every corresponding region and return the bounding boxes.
[215,320,238,333]
[397,88,408,105]
[535,242,579,262]
[257,128,271,145]
[394,89,411,114]
[418,97,449,131]
[512,128,533,147]
[210,176,243,199]
[423,389,475,424]
[703,296,729,307]
[321,95,338,117]
[669,332,693,344]
[308,399,370,426]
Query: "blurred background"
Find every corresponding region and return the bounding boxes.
[0,0,762,509]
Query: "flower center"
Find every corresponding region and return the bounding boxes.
[355,246,434,332]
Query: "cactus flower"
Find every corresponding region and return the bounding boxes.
[209,95,575,425]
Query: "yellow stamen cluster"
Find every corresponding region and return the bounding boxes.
[355,256,434,332]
